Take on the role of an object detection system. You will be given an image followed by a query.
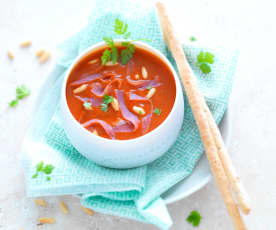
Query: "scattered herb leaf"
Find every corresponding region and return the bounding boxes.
[154,108,162,115]
[114,18,128,36]
[190,36,196,41]
[111,47,119,64]
[187,210,201,227]
[32,161,54,181]
[103,37,114,47]
[83,102,92,110]
[197,51,214,74]
[9,85,31,107]
[9,99,19,107]
[147,86,153,90]
[103,94,114,104]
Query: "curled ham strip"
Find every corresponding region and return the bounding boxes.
[82,119,115,139]
[91,78,123,97]
[126,75,161,89]
[70,73,102,86]
[129,93,153,133]
[74,95,102,106]
[115,90,140,132]
[113,119,133,133]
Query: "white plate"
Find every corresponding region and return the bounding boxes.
[33,62,230,205]
[162,110,230,204]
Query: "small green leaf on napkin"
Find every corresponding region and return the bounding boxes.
[197,51,214,74]
[32,161,54,181]
[187,210,201,227]
[190,36,196,41]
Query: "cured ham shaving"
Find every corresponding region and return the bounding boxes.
[126,75,161,89]
[82,119,115,139]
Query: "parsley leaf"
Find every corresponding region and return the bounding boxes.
[101,49,111,65]
[190,36,196,41]
[103,94,114,104]
[114,18,128,36]
[199,63,211,74]
[197,51,214,74]
[32,161,54,181]
[9,85,31,107]
[147,86,153,90]
[83,102,92,110]
[103,37,114,47]
[101,103,108,112]
[111,47,119,64]
[9,99,19,107]
[153,108,162,115]
[120,42,135,65]
[187,210,201,227]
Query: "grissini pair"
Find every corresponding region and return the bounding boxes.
[155,2,250,230]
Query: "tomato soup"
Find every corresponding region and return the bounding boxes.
[66,46,176,140]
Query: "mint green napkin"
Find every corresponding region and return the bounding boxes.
[21,0,238,229]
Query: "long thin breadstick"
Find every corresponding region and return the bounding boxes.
[203,103,251,214]
[155,2,246,230]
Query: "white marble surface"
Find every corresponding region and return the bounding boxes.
[0,0,275,229]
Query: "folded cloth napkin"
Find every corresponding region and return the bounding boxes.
[21,0,238,229]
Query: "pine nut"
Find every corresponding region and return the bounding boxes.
[73,84,88,94]
[81,206,94,216]
[39,217,56,224]
[134,74,139,79]
[36,49,45,57]
[111,98,119,111]
[146,88,156,99]
[59,200,69,214]
[88,59,98,64]
[133,106,145,115]
[141,66,148,79]
[105,61,118,66]
[39,51,50,63]
[7,50,14,60]
[20,40,32,47]
[34,199,47,207]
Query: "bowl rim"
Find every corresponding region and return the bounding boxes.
[61,39,184,143]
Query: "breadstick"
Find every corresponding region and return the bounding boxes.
[155,2,246,230]
[203,103,251,214]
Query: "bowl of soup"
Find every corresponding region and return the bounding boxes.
[61,40,184,168]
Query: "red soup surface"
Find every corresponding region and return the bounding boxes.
[66,46,176,140]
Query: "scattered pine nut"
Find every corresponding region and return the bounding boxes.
[20,40,32,47]
[105,61,118,66]
[88,59,98,64]
[36,49,45,57]
[39,51,51,63]
[133,106,145,115]
[39,217,56,224]
[7,50,14,60]
[73,84,88,94]
[146,88,156,99]
[141,66,148,79]
[81,206,94,216]
[59,200,69,214]
[134,74,139,79]
[111,98,119,111]
[34,199,47,207]
[92,130,98,136]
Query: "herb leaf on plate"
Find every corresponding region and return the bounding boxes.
[187,210,201,227]
[197,51,215,74]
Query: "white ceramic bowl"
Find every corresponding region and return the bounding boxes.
[60,40,184,169]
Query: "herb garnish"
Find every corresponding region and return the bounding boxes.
[153,108,162,115]
[186,210,201,227]
[101,18,149,65]
[32,161,54,181]
[101,94,114,112]
[146,86,153,90]
[190,36,196,41]
[83,102,92,110]
[197,51,214,74]
[9,85,31,107]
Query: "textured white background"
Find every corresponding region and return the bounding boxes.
[0,0,275,229]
